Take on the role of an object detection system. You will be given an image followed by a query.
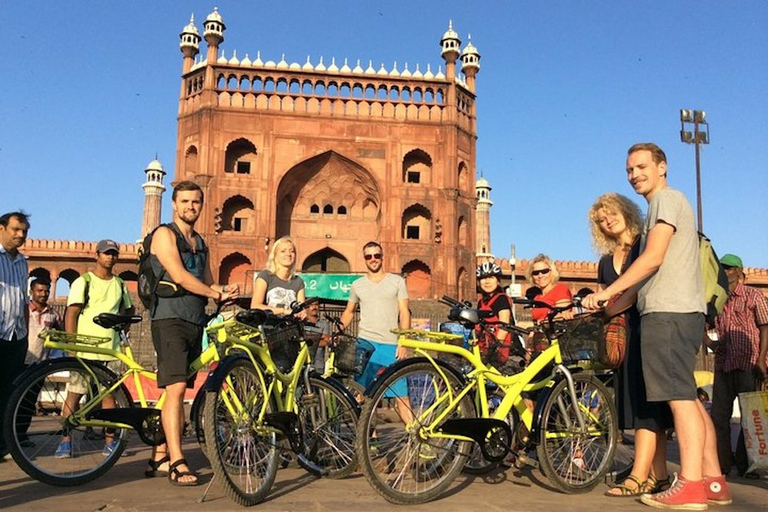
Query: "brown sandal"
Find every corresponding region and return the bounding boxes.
[646,475,671,494]
[604,474,648,497]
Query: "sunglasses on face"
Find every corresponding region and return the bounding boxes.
[364,253,383,261]
[531,268,551,277]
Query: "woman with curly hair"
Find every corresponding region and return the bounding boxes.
[589,193,673,497]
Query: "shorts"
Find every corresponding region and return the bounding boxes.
[67,359,124,395]
[640,312,704,402]
[151,318,203,388]
[355,339,407,397]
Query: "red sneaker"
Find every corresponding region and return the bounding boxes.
[703,475,732,506]
[640,476,708,510]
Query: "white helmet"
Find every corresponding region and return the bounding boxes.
[476,261,502,279]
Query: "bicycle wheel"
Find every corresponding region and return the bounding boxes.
[356,360,475,504]
[536,373,617,493]
[296,375,359,479]
[3,358,132,486]
[203,357,278,507]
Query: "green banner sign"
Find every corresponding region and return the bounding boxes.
[298,273,363,300]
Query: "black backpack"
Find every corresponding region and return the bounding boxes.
[137,223,207,311]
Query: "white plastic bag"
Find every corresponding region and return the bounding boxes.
[738,389,768,473]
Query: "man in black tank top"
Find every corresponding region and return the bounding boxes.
[146,181,239,486]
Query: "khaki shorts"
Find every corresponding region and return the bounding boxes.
[66,359,124,396]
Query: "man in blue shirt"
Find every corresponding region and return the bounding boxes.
[0,211,31,459]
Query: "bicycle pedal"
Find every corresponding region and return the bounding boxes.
[514,452,539,469]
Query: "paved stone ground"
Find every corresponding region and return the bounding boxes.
[1,436,765,512]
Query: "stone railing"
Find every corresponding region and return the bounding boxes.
[181,61,474,131]
[24,239,140,256]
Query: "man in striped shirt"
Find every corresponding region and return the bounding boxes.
[27,278,62,363]
[711,253,768,479]
[0,211,31,459]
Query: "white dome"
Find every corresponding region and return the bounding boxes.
[146,159,164,172]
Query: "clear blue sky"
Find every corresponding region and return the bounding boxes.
[2,1,766,268]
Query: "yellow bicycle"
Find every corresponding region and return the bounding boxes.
[202,299,360,507]
[355,295,617,504]
[2,308,228,487]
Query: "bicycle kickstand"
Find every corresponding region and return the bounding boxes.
[197,474,215,503]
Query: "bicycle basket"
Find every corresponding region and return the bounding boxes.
[553,314,605,364]
[259,317,304,373]
[333,334,375,377]
[303,324,324,362]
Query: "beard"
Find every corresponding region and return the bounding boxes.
[178,210,200,225]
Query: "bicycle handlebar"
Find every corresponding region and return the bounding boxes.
[289,296,319,315]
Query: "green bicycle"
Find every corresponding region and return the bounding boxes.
[355,295,617,504]
[202,299,360,507]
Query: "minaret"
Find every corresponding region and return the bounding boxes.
[475,175,493,258]
[179,14,201,74]
[460,35,481,93]
[141,158,166,238]
[202,7,225,92]
[440,20,461,80]
[440,21,461,122]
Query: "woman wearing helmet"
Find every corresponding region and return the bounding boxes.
[475,261,515,371]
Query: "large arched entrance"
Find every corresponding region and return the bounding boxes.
[302,248,350,273]
[275,151,381,247]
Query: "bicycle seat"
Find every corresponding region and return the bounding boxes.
[93,313,143,330]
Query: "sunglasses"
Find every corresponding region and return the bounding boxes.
[364,253,383,261]
[531,268,551,277]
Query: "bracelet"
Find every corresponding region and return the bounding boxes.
[222,285,228,294]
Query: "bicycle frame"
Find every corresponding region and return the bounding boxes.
[207,319,319,437]
[394,329,588,446]
[40,326,234,431]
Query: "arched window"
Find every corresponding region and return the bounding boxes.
[337,205,347,215]
[402,149,433,185]
[224,138,257,175]
[221,195,256,233]
[323,204,334,214]
[401,204,432,241]
[310,204,320,214]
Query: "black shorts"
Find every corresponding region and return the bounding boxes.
[151,318,203,388]
[640,312,704,402]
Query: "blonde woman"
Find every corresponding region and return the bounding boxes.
[250,236,306,316]
[525,254,573,323]
[589,193,672,497]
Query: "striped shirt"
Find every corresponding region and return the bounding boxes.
[713,283,768,373]
[27,302,62,363]
[0,244,28,340]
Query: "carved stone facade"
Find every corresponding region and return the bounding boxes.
[173,11,480,300]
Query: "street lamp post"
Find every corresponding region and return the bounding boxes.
[679,109,710,232]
